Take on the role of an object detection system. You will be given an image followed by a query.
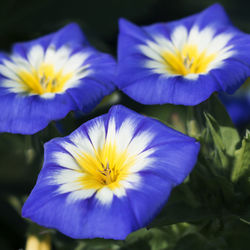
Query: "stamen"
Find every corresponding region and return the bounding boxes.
[183,54,194,70]
[40,74,47,87]
[17,60,74,95]
[75,140,136,190]
[51,79,57,87]
[99,162,113,185]
[161,44,216,76]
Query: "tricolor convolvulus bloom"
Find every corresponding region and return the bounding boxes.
[22,105,200,240]
[116,4,250,105]
[220,79,250,126]
[0,23,115,134]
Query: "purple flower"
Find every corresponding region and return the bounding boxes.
[0,23,116,134]
[116,4,250,105]
[22,105,200,239]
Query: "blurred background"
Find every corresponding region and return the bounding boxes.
[0,0,249,249]
[0,0,249,55]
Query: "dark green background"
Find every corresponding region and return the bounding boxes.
[0,0,249,54]
[0,0,249,249]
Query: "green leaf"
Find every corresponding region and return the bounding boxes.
[204,112,240,165]
[193,94,240,150]
[142,103,186,133]
[232,130,250,181]
[189,159,236,212]
[221,217,250,250]
[150,201,213,228]
[231,130,250,194]
[199,94,234,127]
[174,233,216,250]
[201,95,240,156]
[123,228,151,250]
[148,229,169,250]
[204,113,229,169]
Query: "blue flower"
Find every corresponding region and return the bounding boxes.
[0,23,115,134]
[220,79,250,126]
[116,4,250,105]
[22,105,200,240]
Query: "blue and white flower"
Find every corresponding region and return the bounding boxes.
[116,4,250,105]
[22,105,200,240]
[0,23,115,134]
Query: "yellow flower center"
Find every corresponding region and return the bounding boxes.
[75,142,135,191]
[17,63,73,95]
[162,44,216,76]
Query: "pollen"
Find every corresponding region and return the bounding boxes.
[161,44,216,76]
[17,63,73,95]
[75,142,135,191]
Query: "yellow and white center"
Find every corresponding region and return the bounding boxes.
[161,44,216,76]
[75,140,136,191]
[140,25,234,79]
[50,118,155,205]
[0,45,91,97]
[17,63,73,95]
